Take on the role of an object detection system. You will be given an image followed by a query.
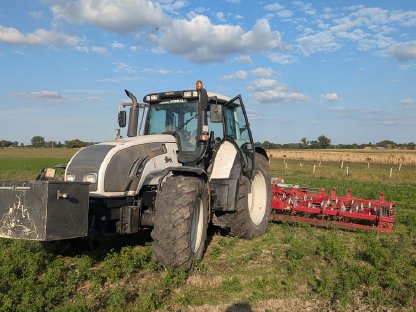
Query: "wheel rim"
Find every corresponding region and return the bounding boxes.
[248,171,268,225]
[191,198,204,253]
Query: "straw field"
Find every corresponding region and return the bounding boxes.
[268,149,416,166]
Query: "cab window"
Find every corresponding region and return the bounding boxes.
[225,97,250,149]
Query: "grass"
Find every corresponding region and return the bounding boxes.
[0,148,76,180]
[0,148,415,311]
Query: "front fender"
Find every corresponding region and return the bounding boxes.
[158,167,208,187]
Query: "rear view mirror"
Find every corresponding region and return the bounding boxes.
[118,110,127,128]
[210,104,222,123]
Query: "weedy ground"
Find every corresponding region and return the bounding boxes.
[0,149,415,311]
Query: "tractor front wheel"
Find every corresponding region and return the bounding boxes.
[151,175,208,271]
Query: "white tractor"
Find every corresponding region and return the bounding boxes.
[0,81,271,271]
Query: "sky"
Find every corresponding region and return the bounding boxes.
[0,0,415,145]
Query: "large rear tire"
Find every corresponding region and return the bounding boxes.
[151,175,208,271]
[217,153,271,239]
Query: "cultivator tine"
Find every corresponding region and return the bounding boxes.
[270,179,395,232]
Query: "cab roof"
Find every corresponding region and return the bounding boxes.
[207,92,232,103]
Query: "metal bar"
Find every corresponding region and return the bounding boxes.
[270,213,394,232]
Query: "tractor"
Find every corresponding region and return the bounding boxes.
[0,80,271,271]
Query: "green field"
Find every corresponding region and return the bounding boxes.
[0,148,76,180]
[0,149,415,311]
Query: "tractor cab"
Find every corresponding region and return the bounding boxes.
[119,81,256,175]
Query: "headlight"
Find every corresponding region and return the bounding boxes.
[66,174,75,182]
[83,173,97,184]
[183,91,198,98]
[145,94,159,102]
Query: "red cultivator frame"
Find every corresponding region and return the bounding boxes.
[270,178,395,232]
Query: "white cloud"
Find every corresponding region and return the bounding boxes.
[130,46,143,53]
[91,46,109,56]
[75,45,89,52]
[330,106,346,112]
[235,54,252,64]
[14,90,66,102]
[293,1,316,15]
[297,31,340,55]
[264,3,284,12]
[86,96,102,101]
[293,6,416,60]
[9,1,281,63]
[158,0,188,14]
[111,41,125,49]
[321,93,339,101]
[269,53,296,64]
[150,46,165,54]
[251,67,275,78]
[388,41,416,61]
[0,25,81,46]
[216,12,225,21]
[248,79,307,103]
[155,16,281,63]
[402,98,416,106]
[29,11,44,19]
[51,0,168,33]
[221,70,248,80]
[277,10,293,19]
[142,68,172,75]
[114,61,138,73]
[97,76,141,83]
[227,0,240,4]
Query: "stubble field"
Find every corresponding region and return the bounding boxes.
[0,148,415,311]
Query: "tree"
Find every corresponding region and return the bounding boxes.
[317,135,331,149]
[407,142,415,150]
[309,140,319,149]
[300,137,308,148]
[376,140,396,149]
[31,136,46,147]
[65,139,86,148]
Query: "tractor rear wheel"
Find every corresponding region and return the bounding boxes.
[151,175,208,271]
[217,153,271,238]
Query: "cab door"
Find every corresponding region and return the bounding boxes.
[224,95,254,176]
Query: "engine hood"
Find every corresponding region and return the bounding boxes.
[104,134,176,147]
[65,135,179,197]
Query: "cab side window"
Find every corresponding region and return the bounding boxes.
[225,97,250,149]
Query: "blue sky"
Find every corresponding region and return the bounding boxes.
[0,0,415,145]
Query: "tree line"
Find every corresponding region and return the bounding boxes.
[1,135,415,150]
[259,135,416,150]
[0,136,96,148]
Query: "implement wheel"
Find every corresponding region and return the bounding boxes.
[151,175,208,271]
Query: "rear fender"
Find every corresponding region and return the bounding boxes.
[209,140,242,212]
[254,145,269,162]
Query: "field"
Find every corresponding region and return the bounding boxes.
[268,149,416,166]
[0,148,415,311]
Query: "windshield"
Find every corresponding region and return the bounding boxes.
[147,101,199,152]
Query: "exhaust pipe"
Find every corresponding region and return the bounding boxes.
[125,89,138,137]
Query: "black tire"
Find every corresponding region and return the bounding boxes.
[217,153,271,239]
[151,175,209,271]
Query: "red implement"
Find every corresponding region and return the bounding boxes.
[270,178,395,232]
